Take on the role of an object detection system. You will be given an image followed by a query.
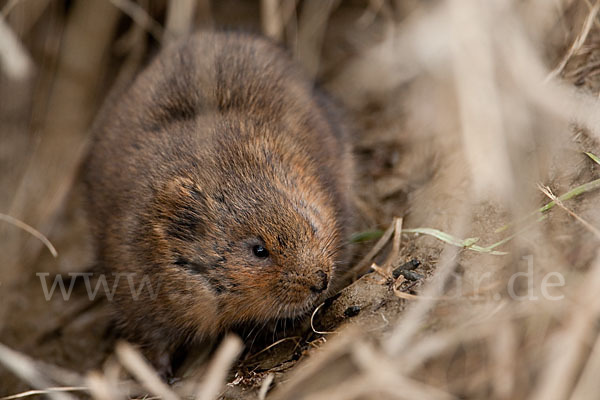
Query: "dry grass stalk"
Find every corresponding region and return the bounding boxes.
[3,0,120,276]
[546,0,600,82]
[448,0,513,200]
[384,227,464,355]
[295,0,339,79]
[0,213,57,257]
[4,1,600,399]
[310,302,336,335]
[115,341,179,400]
[382,217,403,271]
[308,372,455,400]
[3,0,50,37]
[537,183,600,239]
[0,14,32,80]
[0,387,88,400]
[370,262,390,279]
[165,0,197,40]
[305,341,455,400]
[269,328,361,400]
[391,280,454,301]
[569,331,600,400]
[1,0,20,16]
[243,337,301,362]
[194,335,243,400]
[85,371,124,400]
[493,6,600,144]
[261,0,283,41]
[257,373,274,400]
[490,321,518,399]
[397,318,504,375]
[0,343,75,400]
[109,0,164,41]
[349,219,395,277]
[530,253,600,400]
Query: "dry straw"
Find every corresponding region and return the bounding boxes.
[2,0,600,399]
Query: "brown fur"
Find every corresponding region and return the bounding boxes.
[83,32,354,370]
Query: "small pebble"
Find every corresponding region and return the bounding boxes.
[343,306,361,318]
[392,259,421,279]
[398,270,424,281]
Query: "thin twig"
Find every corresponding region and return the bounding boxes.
[347,220,396,278]
[546,0,600,82]
[537,183,600,240]
[0,387,88,400]
[371,262,391,279]
[243,337,301,362]
[392,281,454,302]
[382,217,403,271]
[0,213,57,257]
[310,302,336,335]
[109,0,164,42]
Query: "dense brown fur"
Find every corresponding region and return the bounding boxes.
[84,31,353,371]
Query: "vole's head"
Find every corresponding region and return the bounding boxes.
[146,135,347,331]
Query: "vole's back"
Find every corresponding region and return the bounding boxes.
[84,32,353,370]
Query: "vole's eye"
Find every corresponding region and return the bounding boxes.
[252,245,269,258]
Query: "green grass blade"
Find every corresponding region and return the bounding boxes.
[585,152,600,165]
[403,228,508,255]
[496,177,600,233]
[350,229,385,243]
[355,173,600,255]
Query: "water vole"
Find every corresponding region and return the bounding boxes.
[84,31,354,372]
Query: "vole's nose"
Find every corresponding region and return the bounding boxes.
[310,270,329,293]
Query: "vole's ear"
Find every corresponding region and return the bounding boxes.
[154,176,206,242]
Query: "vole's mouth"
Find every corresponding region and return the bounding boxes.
[274,307,312,321]
[276,295,326,320]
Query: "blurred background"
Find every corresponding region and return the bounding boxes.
[1,0,600,399]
